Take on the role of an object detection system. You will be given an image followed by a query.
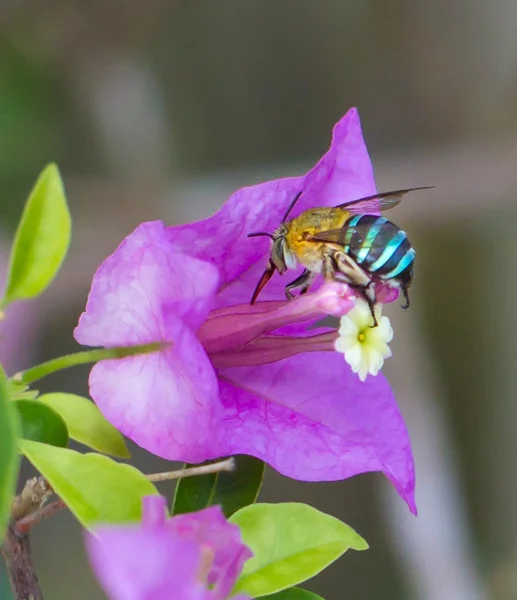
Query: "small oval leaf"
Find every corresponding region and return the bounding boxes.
[259,588,325,600]
[19,440,158,528]
[172,455,264,518]
[0,366,20,542]
[230,502,368,597]
[15,399,68,447]
[2,163,71,306]
[39,393,130,458]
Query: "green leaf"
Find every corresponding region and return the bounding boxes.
[259,588,325,600]
[0,366,20,542]
[19,440,158,528]
[2,163,71,307]
[39,393,130,458]
[172,455,264,518]
[15,400,68,447]
[230,502,368,597]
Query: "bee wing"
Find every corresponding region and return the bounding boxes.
[306,228,353,245]
[307,221,376,245]
[336,186,432,214]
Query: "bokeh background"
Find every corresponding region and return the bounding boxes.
[2,2,517,599]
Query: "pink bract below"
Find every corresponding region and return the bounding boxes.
[74,108,416,513]
[86,496,252,600]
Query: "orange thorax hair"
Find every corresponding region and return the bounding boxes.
[284,207,350,269]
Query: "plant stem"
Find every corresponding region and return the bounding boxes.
[13,342,167,385]
[11,477,51,522]
[15,500,66,535]
[7,460,235,539]
[2,526,43,600]
[3,479,51,600]
[147,458,235,482]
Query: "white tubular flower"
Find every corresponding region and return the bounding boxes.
[334,299,394,381]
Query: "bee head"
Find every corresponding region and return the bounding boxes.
[247,226,288,273]
[271,225,297,274]
[247,190,304,304]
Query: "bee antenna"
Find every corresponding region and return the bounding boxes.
[282,191,303,222]
[247,231,275,240]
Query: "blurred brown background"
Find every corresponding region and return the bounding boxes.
[2,1,517,599]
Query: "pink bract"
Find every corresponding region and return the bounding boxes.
[75,108,416,513]
[86,496,252,600]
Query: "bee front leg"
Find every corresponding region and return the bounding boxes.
[285,269,314,300]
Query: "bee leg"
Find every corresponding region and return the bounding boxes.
[285,269,314,300]
[364,286,379,327]
[401,287,410,309]
[322,253,336,281]
[331,252,379,327]
[348,283,378,327]
[332,251,371,287]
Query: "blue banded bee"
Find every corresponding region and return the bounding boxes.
[248,186,430,326]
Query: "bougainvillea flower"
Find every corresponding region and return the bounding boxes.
[75,108,416,513]
[86,496,252,600]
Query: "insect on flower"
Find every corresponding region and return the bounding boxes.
[248,187,431,326]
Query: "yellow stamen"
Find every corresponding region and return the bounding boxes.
[358,332,365,342]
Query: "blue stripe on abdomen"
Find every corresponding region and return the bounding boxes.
[355,217,387,263]
[383,248,416,279]
[344,215,362,253]
[369,229,407,272]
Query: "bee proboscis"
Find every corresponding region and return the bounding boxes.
[247,186,431,326]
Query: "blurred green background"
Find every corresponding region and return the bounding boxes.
[2,1,517,599]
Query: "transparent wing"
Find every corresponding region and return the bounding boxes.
[336,186,432,214]
[307,221,379,245]
[307,228,352,245]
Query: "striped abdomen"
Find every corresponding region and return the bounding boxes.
[344,214,415,288]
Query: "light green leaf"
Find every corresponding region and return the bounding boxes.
[231,502,368,597]
[19,440,157,528]
[259,588,325,600]
[172,455,264,518]
[0,365,20,542]
[39,393,130,458]
[15,399,68,447]
[2,163,71,306]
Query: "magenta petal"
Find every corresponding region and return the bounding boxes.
[216,258,293,307]
[86,529,208,600]
[218,352,416,513]
[86,501,252,600]
[168,108,376,295]
[200,283,353,355]
[87,315,221,461]
[142,496,168,526]
[74,221,219,347]
[170,506,253,600]
[74,220,222,460]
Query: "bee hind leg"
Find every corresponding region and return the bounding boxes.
[285,269,314,300]
[331,251,379,327]
[364,288,379,327]
[348,283,378,327]
[401,287,410,309]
